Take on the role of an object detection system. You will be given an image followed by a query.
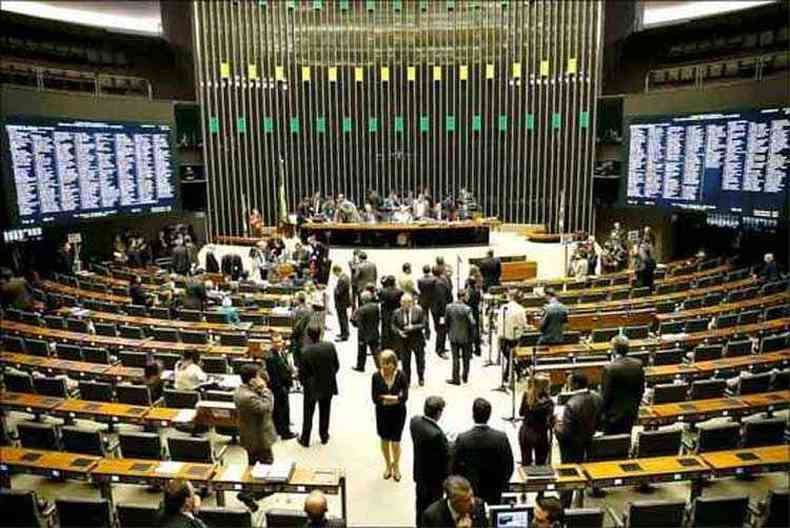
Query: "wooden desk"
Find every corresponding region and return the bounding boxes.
[1,351,114,380]
[645,397,748,427]
[52,399,149,425]
[211,465,347,518]
[303,220,496,247]
[0,391,63,416]
[655,291,790,324]
[582,455,708,490]
[42,280,129,304]
[143,407,198,427]
[563,309,657,333]
[509,464,588,493]
[0,447,100,488]
[700,445,790,478]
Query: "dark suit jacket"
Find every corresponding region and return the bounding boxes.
[334,273,351,308]
[601,356,645,428]
[452,425,514,506]
[557,389,603,453]
[760,261,780,282]
[410,416,450,489]
[421,498,488,528]
[301,341,340,400]
[182,281,207,311]
[444,302,475,345]
[635,257,656,290]
[0,278,34,311]
[129,283,149,306]
[539,301,568,344]
[431,277,452,316]
[351,302,380,344]
[171,245,190,275]
[353,261,377,290]
[161,513,207,528]
[479,257,502,289]
[417,275,436,308]
[392,306,428,348]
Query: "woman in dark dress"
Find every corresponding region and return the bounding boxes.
[518,374,554,466]
[371,349,409,482]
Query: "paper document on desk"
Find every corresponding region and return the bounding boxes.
[233,322,254,331]
[155,461,185,475]
[70,308,89,317]
[250,461,295,482]
[219,464,246,482]
[175,409,197,423]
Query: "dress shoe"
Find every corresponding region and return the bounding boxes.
[418,379,425,386]
[436,352,448,360]
[280,432,297,440]
[297,437,309,448]
[237,493,259,513]
[446,379,461,386]
[335,336,348,342]
[351,367,365,373]
[321,437,329,445]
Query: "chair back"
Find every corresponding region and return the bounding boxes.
[1,489,48,528]
[56,499,113,528]
[61,426,105,456]
[118,432,163,460]
[690,495,748,528]
[18,422,59,450]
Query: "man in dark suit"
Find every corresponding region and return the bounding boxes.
[757,253,780,282]
[421,475,488,528]
[478,249,502,292]
[538,288,568,345]
[171,239,190,275]
[298,323,340,447]
[331,265,351,342]
[431,266,452,360]
[352,252,377,294]
[160,479,207,528]
[452,398,514,507]
[181,279,208,311]
[634,246,657,292]
[417,265,436,339]
[555,372,602,506]
[392,293,428,386]
[350,291,380,372]
[410,396,450,527]
[444,291,476,385]
[601,335,645,434]
[0,269,35,311]
[129,275,151,307]
[265,336,296,440]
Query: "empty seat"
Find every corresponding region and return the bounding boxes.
[65,318,89,333]
[119,325,145,340]
[741,416,787,448]
[772,369,790,390]
[684,318,710,333]
[734,372,773,395]
[56,498,113,528]
[565,508,604,528]
[202,356,228,374]
[635,428,682,458]
[689,495,749,528]
[562,331,581,345]
[693,422,741,453]
[738,310,762,325]
[78,380,114,402]
[655,283,674,295]
[580,292,607,304]
[60,426,107,456]
[652,348,685,366]
[725,339,752,358]
[118,432,164,460]
[587,434,631,462]
[610,289,630,301]
[703,292,722,307]
[689,379,727,400]
[32,376,69,398]
[658,321,683,335]
[199,508,252,528]
[219,332,248,347]
[154,352,180,370]
[167,436,223,464]
[652,383,688,404]
[43,315,65,329]
[716,313,739,329]
[119,350,148,367]
[0,488,51,528]
[205,311,229,324]
[630,350,651,366]
[149,306,171,320]
[757,488,789,528]
[761,333,788,353]
[82,346,111,364]
[690,344,723,362]
[93,323,117,337]
[116,504,161,528]
[624,325,649,340]
[180,330,208,345]
[124,304,149,317]
[177,309,203,322]
[24,338,50,357]
[116,384,153,406]
[630,287,651,299]
[56,343,83,361]
[4,371,35,393]
[655,301,676,314]
[764,304,789,321]
[683,298,703,310]
[164,389,200,409]
[591,328,620,343]
[2,335,26,353]
[152,327,179,343]
[17,422,59,450]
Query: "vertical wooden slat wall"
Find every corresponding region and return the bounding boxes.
[193,0,603,240]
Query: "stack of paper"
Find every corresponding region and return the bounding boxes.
[155,461,185,476]
[250,461,295,483]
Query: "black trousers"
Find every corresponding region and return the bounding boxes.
[272,388,292,436]
[557,437,589,507]
[356,339,380,371]
[470,306,481,356]
[500,338,518,382]
[415,482,443,527]
[603,415,637,435]
[238,448,274,502]
[335,303,349,338]
[301,394,332,444]
[430,309,447,354]
[519,425,550,466]
[400,343,426,384]
[381,313,396,350]
[450,342,472,383]
[419,302,431,339]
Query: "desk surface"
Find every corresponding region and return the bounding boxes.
[701,445,790,472]
[583,455,708,483]
[303,220,497,232]
[54,399,150,421]
[512,464,588,490]
[211,464,343,489]
[0,391,64,411]
[656,291,790,322]
[91,458,217,483]
[0,446,100,476]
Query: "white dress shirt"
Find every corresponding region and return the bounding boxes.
[499,300,527,340]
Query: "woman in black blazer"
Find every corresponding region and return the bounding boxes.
[518,374,554,466]
[371,349,409,481]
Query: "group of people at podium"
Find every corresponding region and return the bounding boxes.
[295,187,481,226]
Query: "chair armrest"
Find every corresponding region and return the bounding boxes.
[606,506,625,528]
[681,438,697,454]
[105,440,120,456]
[214,445,229,464]
[152,397,164,407]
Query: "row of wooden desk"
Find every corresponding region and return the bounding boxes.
[0,446,347,518]
[655,291,789,324]
[506,445,789,505]
[639,390,790,427]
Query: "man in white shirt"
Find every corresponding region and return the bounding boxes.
[498,290,527,384]
[174,350,208,391]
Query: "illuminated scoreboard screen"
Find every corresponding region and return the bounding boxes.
[3,116,178,226]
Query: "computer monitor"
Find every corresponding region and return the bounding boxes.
[489,505,530,528]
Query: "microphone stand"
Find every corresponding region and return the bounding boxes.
[493,305,509,393]
[483,298,499,367]
[502,344,531,424]
[455,254,462,294]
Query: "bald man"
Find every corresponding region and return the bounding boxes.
[304,491,330,528]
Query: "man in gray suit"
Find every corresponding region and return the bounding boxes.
[234,364,277,512]
[352,252,377,299]
[445,290,476,385]
[538,288,568,345]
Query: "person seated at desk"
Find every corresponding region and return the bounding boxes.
[143,360,165,402]
[755,252,781,282]
[130,275,152,307]
[412,193,430,220]
[0,268,35,311]
[160,479,206,528]
[361,203,378,224]
[174,350,209,391]
[182,279,209,311]
[304,490,342,528]
[533,496,565,528]
[219,294,241,326]
[321,197,337,220]
[334,194,360,224]
[383,191,401,211]
[392,204,413,224]
[421,475,488,528]
[248,208,264,237]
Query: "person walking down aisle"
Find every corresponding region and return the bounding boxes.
[234,365,277,512]
[371,350,409,483]
[452,398,514,507]
[410,396,450,528]
[351,291,381,372]
[332,265,351,342]
[417,265,436,340]
[518,374,554,466]
[601,335,645,435]
[298,323,340,447]
[392,293,429,386]
[445,290,476,385]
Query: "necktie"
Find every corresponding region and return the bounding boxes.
[406,310,410,327]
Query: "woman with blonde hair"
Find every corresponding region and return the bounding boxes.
[371,349,409,481]
[518,374,554,466]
